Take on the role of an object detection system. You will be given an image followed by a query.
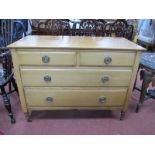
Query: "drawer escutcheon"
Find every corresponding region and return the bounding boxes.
[101,76,109,83]
[42,55,50,63]
[46,97,53,103]
[104,56,112,64]
[44,75,52,82]
[99,96,107,104]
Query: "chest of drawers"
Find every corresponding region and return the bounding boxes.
[8,36,145,121]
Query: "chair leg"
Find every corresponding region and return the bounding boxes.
[11,77,19,95]
[0,87,16,124]
[9,81,12,92]
[136,70,153,113]
[133,66,140,91]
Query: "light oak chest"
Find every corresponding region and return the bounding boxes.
[8,36,145,121]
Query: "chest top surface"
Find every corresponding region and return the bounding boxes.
[8,35,145,51]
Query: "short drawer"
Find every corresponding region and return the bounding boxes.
[21,67,132,87]
[80,52,135,66]
[25,87,127,107]
[17,51,76,66]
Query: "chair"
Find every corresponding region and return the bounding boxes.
[96,21,106,37]
[79,19,98,36]
[1,20,27,92]
[104,19,134,40]
[37,20,47,35]
[125,24,134,40]
[38,19,71,36]
[134,20,155,112]
[31,19,43,35]
[0,20,27,44]
[0,19,27,123]
[137,19,155,51]
[40,19,63,35]
[71,19,81,36]
[0,49,18,124]
[13,20,27,41]
[61,20,71,36]
[113,19,128,37]
[104,22,113,37]
[135,52,155,112]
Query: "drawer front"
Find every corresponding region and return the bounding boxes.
[80,52,135,66]
[21,67,132,87]
[17,51,76,66]
[25,87,127,107]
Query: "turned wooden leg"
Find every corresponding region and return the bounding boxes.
[120,111,125,120]
[133,66,140,91]
[0,87,16,124]
[11,77,19,95]
[27,115,32,122]
[136,70,153,113]
[25,110,32,122]
[9,81,12,92]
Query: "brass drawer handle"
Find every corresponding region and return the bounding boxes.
[99,96,107,104]
[46,97,53,103]
[42,55,50,63]
[104,56,112,64]
[101,76,109,83]
[44,75,51,82]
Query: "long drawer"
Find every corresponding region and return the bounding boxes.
[17,51,76,66]
[25,87,128,107]
[80,52,135,66]
[21,67,132,87]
